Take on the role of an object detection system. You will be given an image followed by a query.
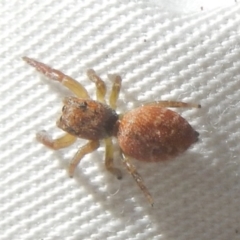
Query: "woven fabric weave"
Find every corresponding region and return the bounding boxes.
[1,1,240,239]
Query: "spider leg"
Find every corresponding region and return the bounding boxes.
[144,101,201,108]
[104,137,122,179]
[68,140,100,177]
[36,131,76,149]
[121,153,154,206]
[87,69,106,103]
[23,57,90,98]
[108,74,122,110]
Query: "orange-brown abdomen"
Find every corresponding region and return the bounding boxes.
[117,105,199,162]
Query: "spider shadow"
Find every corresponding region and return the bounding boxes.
[51,144,126,206]
[51,144,204,224]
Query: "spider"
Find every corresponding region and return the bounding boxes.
[23,57,200,206]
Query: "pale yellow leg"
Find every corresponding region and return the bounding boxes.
[104,138,122,179]
[23,57,90,98]
[86,69,106,103]
[144,101,201,108]
[68,140,100,177]
[108,74,122,110]
[121,153,154,207]
[36,131,76,150]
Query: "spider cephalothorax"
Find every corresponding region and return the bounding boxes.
[58,97,119,140]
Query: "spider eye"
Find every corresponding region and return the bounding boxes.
[78,101,88,110]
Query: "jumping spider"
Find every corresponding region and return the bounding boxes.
[23,57,200,206]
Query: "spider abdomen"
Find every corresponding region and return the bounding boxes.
[117,105,199,162]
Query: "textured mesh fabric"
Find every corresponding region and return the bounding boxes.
[1,1,240,239]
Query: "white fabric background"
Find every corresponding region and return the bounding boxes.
[1,1,240,239]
